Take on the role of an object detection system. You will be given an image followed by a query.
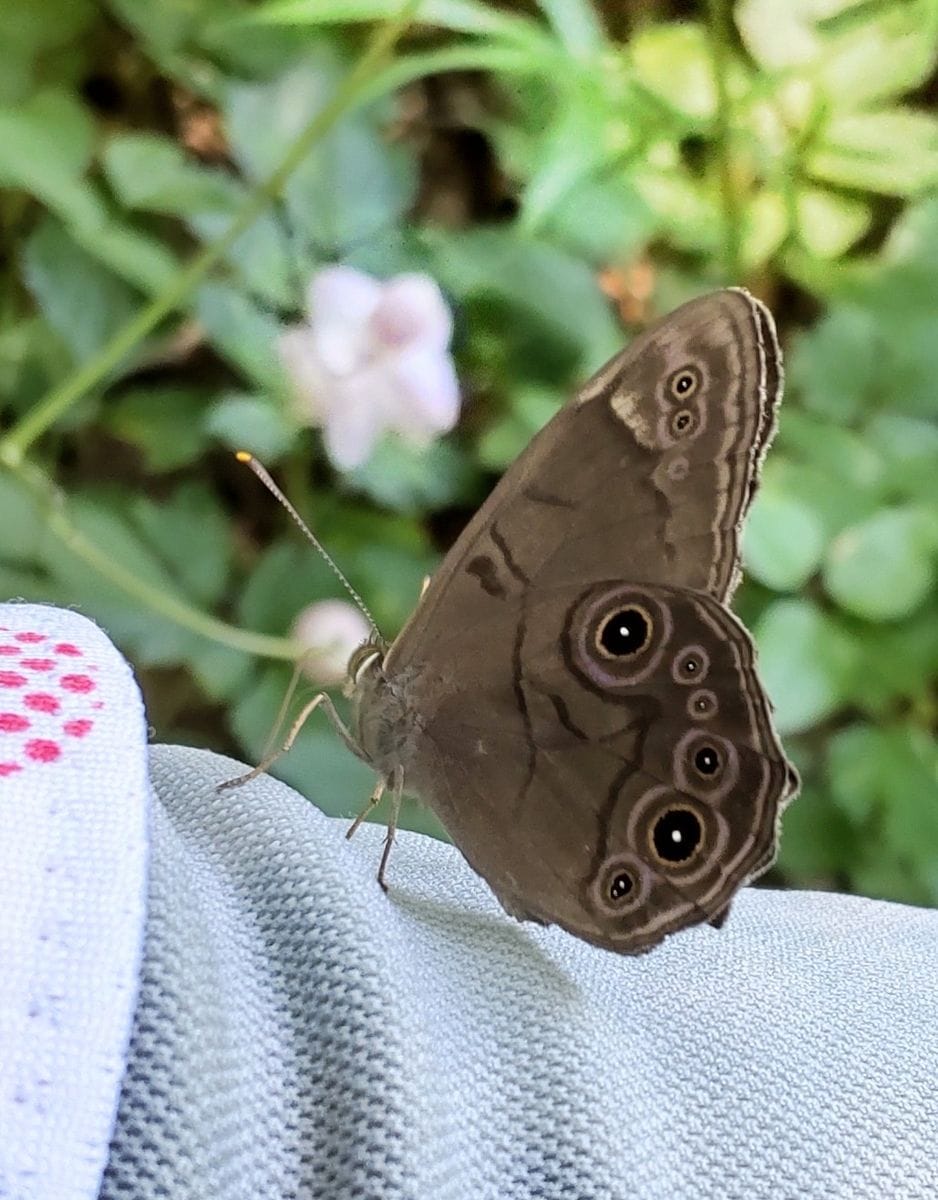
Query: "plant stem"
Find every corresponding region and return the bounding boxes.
[0,0,420,467]
[11,457,301,660]
[707,0,743,281]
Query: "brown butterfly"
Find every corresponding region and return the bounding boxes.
[229,288,798,955]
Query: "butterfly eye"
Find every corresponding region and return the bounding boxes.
[693,745,721,776]
[608,871,634,901]
[669,366,700,400]
[651,807,703,864]
[596,605,652,658]
[672,644,709,683]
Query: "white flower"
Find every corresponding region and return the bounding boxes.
[279,266,460,470]
[291,600,373,686]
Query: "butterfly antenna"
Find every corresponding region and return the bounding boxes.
[235,451,381,638]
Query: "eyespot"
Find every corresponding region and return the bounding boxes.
[669,408,698,438]
[673,729,739,803]
[672,644,709,684]
[669,366,700,400]
[650,807,703,865]
[687,688,717,720]
[693,745,721,776]
[589,853,651,916]
[596,605,652,659]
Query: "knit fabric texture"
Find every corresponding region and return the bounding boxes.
[4,603,938,1199]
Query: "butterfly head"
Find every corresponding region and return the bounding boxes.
[344,638,387,699]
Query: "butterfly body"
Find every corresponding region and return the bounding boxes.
[349,288,797,955]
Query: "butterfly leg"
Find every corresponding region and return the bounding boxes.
[376,764,404,892]
[216,691,360,792]
[345,777,386,840]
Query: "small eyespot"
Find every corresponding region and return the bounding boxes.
[651,807,703,865]
[669,366,700,400]
[672,644,709,684]
[596,605,652,659]
[670,408,697,438]
[687,688,717,720]
[609,871,634,901]
[693,745,721,776]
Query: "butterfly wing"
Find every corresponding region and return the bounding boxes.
[386,287,781,677]
[373,288,792,953]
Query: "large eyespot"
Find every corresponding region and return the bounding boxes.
[669,365,700,400]
[650,806,703,865]
[596,605,652,659]
[567,585,673,692]
[624,784,728,884]
[687,688,717,720]
[674,729,739,802]
[672,644,710,684]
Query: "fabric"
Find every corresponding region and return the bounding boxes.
[3,603,938,1200]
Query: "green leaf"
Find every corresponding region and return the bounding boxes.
[815,0,938,108]
[532,0,602,56]
[205,393,297,461]
[195,282,284,390]
[0,89,95,221]
[778,410,885,493]
[848,602,938,716]
[823,507,935,621]
[0,469,47,562]
[345,436,481,514]
[427,227,623,369]
[224,53,417,253]
[70,217,180,297]
[130,483,231,606]
[808,109,938,196]
[754,598,857,734]
[774,783,856,883]
[788,305,878,422]
[795,187,871,259]
[477,384,561,471]
[743,483,826,592]
[22,218,140,364]
[826,724,882,825]
[631,23,718,121]
[238,0,542,44]
[106,387,213,472]
[103,133,237,215]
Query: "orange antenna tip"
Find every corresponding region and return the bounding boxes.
[235,450,253,463]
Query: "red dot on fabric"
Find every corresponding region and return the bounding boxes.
[0,672,26,688]
[26,739,60,763]
[64,719,93,738]
[0,713,29,733]
[0,762,21,777]
[20,658,55,672]
[15,632,45,644]
[91,701,103,710]
[55,643,82,656]
[25,693,59,714]
[60,674,95,693]
[0,645,20,656]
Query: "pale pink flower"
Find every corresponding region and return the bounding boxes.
[279,266,460,470]
[291,600,372,686]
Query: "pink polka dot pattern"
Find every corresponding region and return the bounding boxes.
[0,631,103,778]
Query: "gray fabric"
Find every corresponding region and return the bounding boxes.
[101,744,938,1200]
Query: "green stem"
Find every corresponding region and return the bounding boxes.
[0,0,420,467]
[10,457,301,660]
[707,0,743,281]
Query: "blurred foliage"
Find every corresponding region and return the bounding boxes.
[0,0,936,903]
